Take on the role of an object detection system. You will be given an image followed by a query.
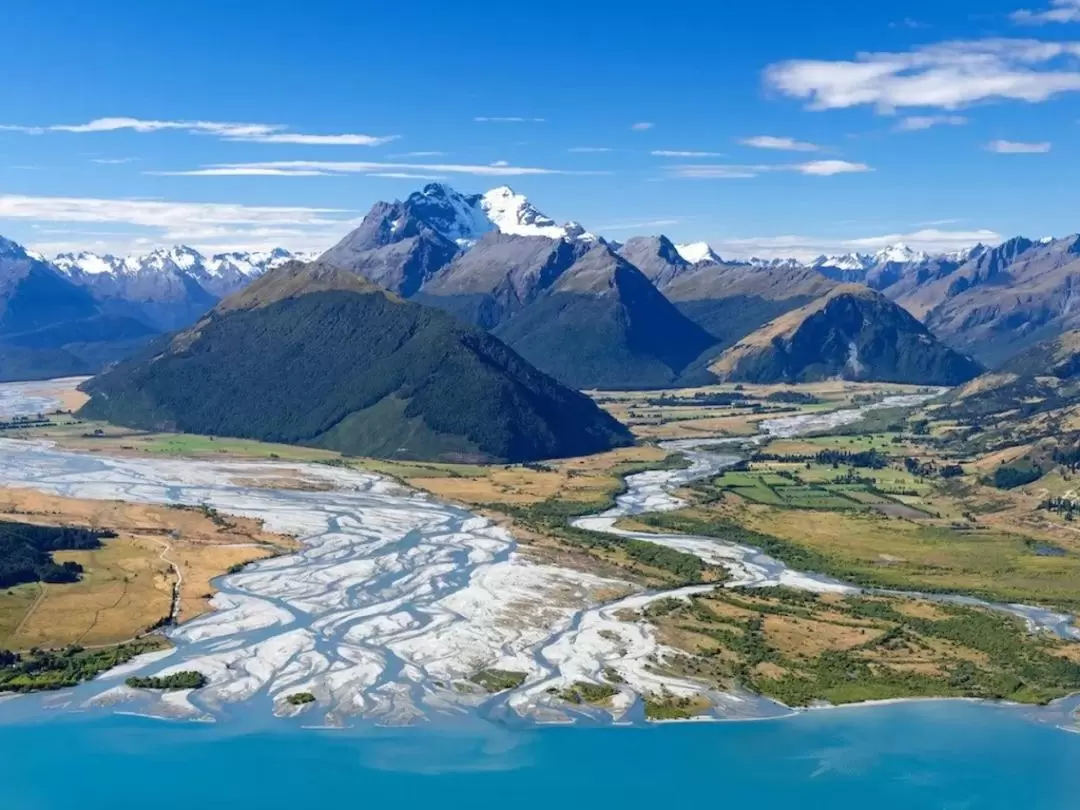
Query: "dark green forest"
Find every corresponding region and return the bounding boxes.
[0,519,113,588]
[80,287,633,463]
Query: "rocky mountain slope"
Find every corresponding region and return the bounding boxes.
[52,246,309,331]
[79,261,633,462]
[898,236,1080,366]
[0,237,155,382]
[709,285,983,385]
[491,244,718,389]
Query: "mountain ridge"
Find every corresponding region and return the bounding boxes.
[79,261,634,462]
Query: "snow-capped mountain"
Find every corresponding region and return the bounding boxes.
[675,242,723,265]
[54,246,308,296]
[746,256,805,270]
[812,252,875,272]
[392,183,593,246]
[51,245,310,330]
[479,186,591,241]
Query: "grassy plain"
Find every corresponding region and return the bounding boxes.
[647,587,1080,707]
[0,488,296,650]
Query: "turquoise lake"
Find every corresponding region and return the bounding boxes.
[2,702,1078,809]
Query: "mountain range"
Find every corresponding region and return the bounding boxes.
[5,181,1080,390]
[80,261,633,462]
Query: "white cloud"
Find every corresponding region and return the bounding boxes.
[366,172,449,180]
[0,194,345,228]
[595,218,683,231]
[0,192,354,256]
[669,160,871,178]
[490,160,510,167]
[798,159,871,175]
[474,116,546,123]
[631,122,654,130]
[739,135,820,151]
[0,116,396,146]
[237,133,396,146]
[90,157,139,164]
[148,167,335,176]
[714,228,1002,261]
[155,160,609,177]
[986,139,1052,152]
[764,38,1080,111]
[568,146,612,153]
[651,149,725,157]
[891,18,929,29]
[895,114,968,131]
[1012,0,1080,25]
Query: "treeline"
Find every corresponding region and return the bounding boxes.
[0,520,115,589]
[764,391,820,405]
[126,671,207,690]
[499,500,711,584]
[0,642,158,692]
[990,463,1043,490]
[751,448,890,470]
[903,457,964,479]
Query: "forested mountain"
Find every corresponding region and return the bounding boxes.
[79,262,633,462]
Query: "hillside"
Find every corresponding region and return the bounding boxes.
[0,237,156,382]
[662,261,837,347]
[414,231,590,329]
[492,245,718,389]
[709,286,982,385]
[891,236,1080,366]
[79,262,633,463]
[944,330,1080,421]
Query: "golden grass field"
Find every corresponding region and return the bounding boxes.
[0,488,297,650]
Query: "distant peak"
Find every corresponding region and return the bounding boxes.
[675,241,722,265]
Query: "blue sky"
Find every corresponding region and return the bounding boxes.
[1,0,1078,260]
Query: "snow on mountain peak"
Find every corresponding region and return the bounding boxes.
[675,242,722,265]
[51,245,305,284]
[479,186,589,241]
[812,252,874,272]
[874,243,925,264]
[53,251,125,276]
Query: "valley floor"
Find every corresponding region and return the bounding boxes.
[1,377,1078,724]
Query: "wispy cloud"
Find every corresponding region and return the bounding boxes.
[895,115,968,131]
[595,218,683,231]
[0,192,355,255]
[738,135,820,152]
[0,193,345,227]
[152,160,610,177]
[764,39,1080,112]
[367,172,449,180]
[986,138,1052,152]
[0,116,396,146]
[669,160,871,179]
[567,146,612,153]
[1012,0,1080,25]
[90,157,140,164]
[474,116,545,123]
[147,167,335,176]
[631,122,654,131]
[651,149,725,157]
[715,228,1002,261]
